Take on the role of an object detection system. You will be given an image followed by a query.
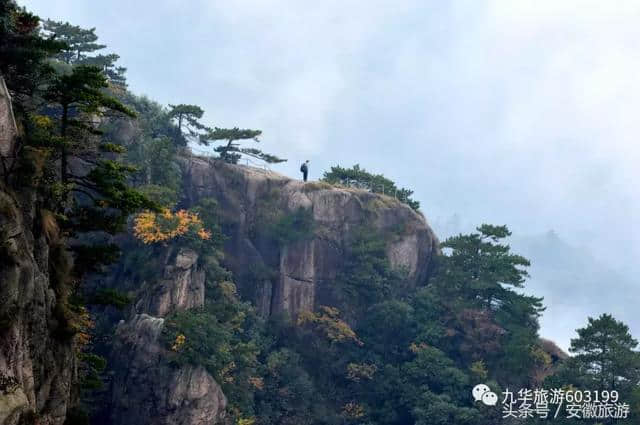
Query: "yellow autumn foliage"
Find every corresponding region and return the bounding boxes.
[298,306,363,346]
[133,209,211,244]
[72,305,94,350]
[221,361,236,383]
[409,342,430,353]
[220,281,238,299]
[342,402,365,419]
[346,363,377,382]
[171,334,186,352]
[33,114,54,128]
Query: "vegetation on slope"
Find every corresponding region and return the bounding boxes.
[2,2,639,424]
[322,164,420,211]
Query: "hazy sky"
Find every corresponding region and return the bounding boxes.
[23,0,640,345]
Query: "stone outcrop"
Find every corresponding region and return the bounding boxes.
[180,157,439,317]
[134,248,205,317]
[0,78,75,425]
[0,77,16,158]
[102,246,227,425]
[0,191,76,425]
[108,315,226,425]
[1,73,438,425]
[102,157,438,425]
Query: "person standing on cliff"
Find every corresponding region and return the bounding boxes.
[300,160,309,182]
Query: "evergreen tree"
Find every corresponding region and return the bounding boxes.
[42,65,156,233]
[42,19,127,86]
[81,53,127,87]
[0,0,64,180]
[439,224,534,310]
[44,65,132,181]
[167,103,209,145]
[333,226,405,319]
[201,126,286,164]
[419,225,545,386]
[322,164,420,210]
[0,2,64,101]
[569,314,640,392]
[542,315,640,425]
[42,20,106,64]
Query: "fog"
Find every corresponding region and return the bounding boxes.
[24,0,640,351]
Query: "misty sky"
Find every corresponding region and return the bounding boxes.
[23,1,640,348]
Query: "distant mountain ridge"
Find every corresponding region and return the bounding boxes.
[511,231,638,351]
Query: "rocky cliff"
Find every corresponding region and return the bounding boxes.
[96,156,439,425]
[180,156,439,318]
[108,313,226,425]
[0,80,75,425]
[0,77,16,158]
[95,247,227,425]
[0,189,76,425]
[0,83,440,424]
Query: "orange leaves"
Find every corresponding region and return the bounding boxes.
[72,305,95,350]
[297,306,363,346]
[171,334,186,352]
[133,208,211,244]
[197,227,211,240]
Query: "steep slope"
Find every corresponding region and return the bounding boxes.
[0,79,76,425]
[180,156,439,317]
[97,156,439,425]
[95,247,227,425]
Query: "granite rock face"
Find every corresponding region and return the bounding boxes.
[0,77,75,425]
[104,158,438,425]
[102,246,227,425]
[134,248,205,317]
[180,157,439,318]
[0,77,16,157]
[108,315,227,425]
[0,191,76,425]
[1,78,438,425]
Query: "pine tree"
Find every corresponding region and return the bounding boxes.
[321,164,420,210]
[569,314,640,391]
[0,2,64,100]
[167,103,209,145]
[43,65,156,233]
[420,225,545,386]
[201,126,286,164]
[42,19,127,87]
[44,65,132,181]
[81,53,127,87]
[42,20,106,64]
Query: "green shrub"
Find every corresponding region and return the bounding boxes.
[266,207,314,247]
[63,407,90,425]
[322,164,420,211]
[91,288,131,310]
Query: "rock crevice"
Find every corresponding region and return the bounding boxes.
[104,248,227,425]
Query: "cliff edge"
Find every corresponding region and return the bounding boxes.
[180,156,439,317]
